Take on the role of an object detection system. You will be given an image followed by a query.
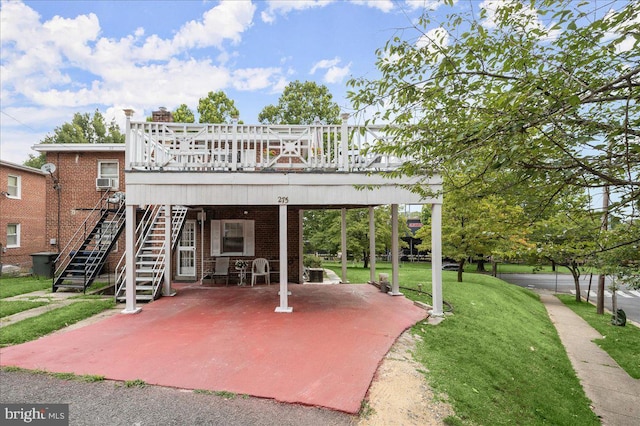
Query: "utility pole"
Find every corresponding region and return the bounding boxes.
[597,185,609,315]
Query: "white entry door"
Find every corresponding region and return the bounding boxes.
[178,220,196,277]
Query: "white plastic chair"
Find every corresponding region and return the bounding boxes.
[251,258,270,286]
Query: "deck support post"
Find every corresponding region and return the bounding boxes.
[341,208,347,283]
[163,204,175,296]
[369,206,376,284]
[389,204,402,295]
[123,203,141,314]
[275,204,292,313]
[430,203,444,315]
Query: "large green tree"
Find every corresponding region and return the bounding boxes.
[349,1,638,210]
[416,188,529,282]
[198,91,240,123]
[258,81,341,125]
[304,207,409,268]
[41,110,124,145]
[348,0,638,286]
[173,104,195,123]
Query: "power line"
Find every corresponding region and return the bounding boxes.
[0,109,39,132]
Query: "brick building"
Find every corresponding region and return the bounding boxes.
[0,161,48,271]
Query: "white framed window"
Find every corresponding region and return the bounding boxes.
[7,175,20,198]
[98,161,119,190]
[7,223,20,248]
[210,220,254,256]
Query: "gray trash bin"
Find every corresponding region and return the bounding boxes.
[30,252,59,278]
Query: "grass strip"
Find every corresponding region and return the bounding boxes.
[0,300,48,318]
[329,262,599,426]
[0,276,52,298]
[0,299,114,346]
[557,294,640,379]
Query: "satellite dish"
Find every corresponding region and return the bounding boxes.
[41,163,56,174]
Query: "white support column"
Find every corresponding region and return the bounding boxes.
[430,203,444,315]
[299,209,304,283]
[123,204,141,314]
[340,113,349,171]
[163,204,175,296]
[276,204,293,313]
[369,206,376,283]
[231,116,238,171]
[123,109,134,168]
[390,204,402,296]
[341,208,347,284]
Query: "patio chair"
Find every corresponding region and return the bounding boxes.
[251,258,270,286]
[209,257,230,286]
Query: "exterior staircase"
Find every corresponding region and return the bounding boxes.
[53,192,126,292]
[114,205,187,302]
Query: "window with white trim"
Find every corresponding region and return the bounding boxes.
[98,161,119,190]
[210,220,254,256]
[7,175,20,198]
[6,223,20,248]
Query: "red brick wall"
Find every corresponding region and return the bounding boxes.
[185,206,301,283]
[45,151,126,271]
[0,163,47,270]
[39,150,301,281]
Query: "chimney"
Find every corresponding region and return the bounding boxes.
[152,106,173,122]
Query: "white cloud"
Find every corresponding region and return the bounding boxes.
[323,63,351,84]
[0,1,286,112]
[404,0,451,11]
[309,57,351,84]
[261,0,334,24]
[416,27,449,54]
[310,57,341,75]
[479,0,560,40]
[350,0,394,13]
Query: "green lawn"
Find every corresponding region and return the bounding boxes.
[0,299,115,347]
[0,276,51,298]
[0,300,48,318]
[557,294,640,379]
[326,262,599,426]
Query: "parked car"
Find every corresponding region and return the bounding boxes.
[442,263,459,271]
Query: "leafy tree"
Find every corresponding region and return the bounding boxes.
[304,207,409,268]
[258,81,341,125]
[23,153,46,169]
[349,1,638,210]
[173,104,195,123]
[528,205,601,301]
[416,188,530,282]
[41,110,124,144]
[198,91,239,123]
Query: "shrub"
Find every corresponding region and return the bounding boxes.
[303,255,323,268]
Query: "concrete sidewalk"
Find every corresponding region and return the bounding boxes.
[540,294,640,426]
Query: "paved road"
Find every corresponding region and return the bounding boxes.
[499,273,640,324]
[0,370,355,426]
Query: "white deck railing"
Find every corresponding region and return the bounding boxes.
[125,115,404,172]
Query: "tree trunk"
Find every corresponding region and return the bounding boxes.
[551,260,556,272]
[476,259,486,272]
[491,261,498,277]
[569,261,581,302]
[457,259,465,283]
[363,250,369,269]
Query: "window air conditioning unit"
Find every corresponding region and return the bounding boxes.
[96,178,113,189]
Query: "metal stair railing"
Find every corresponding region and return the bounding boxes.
[114,205,188,301]
[53,191,113,289]
[114,204,162,299]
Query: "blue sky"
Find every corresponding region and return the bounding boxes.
[1,0,448,164]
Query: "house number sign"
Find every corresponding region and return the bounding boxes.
[278,196,289,204]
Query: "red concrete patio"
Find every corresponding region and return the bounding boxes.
[0,283,427,413]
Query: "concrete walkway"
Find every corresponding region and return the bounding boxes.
[540,294,640,426]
